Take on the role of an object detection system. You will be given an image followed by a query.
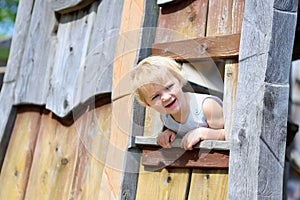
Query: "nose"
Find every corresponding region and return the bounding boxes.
[161,92,171,102]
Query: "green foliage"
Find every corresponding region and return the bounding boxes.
[0,0,19,37]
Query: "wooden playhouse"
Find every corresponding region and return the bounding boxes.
[0,0,297,199]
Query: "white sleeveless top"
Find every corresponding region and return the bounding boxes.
[161,93,222,137]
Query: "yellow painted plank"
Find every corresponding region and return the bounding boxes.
[98,0,145,199]
[136,167,190,200]
[70,104,112,199]
[24,111,79,199]
[0,107,42,200]
[188,169,228,200]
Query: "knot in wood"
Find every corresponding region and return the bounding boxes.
[61,158,69,165]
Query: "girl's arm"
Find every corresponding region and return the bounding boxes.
[181,97,225,150]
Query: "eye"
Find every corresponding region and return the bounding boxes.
[151,94,159,101]
[166,84,174,90]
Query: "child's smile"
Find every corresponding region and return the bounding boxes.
[142,74,190,123]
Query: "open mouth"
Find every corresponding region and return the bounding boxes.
[165,99,176,108]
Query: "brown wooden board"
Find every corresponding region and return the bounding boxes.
[155,0,208,43]
[206,0,245,36]
[136,167,190,200]
[69,103,112,199]
[0,106,42,200]
[152,34,240,61]
[98,0,146,199]
[188,169,228,199]
[24,111,79,199]
[142,148,229,168]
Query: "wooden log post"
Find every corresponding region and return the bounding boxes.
[228,0,297,199]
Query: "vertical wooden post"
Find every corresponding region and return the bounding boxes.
[228,0,298,199]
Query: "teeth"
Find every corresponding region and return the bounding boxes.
[165,99,175,107]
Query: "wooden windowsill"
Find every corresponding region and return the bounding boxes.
[135,136,230,150]
[135,136,230,169]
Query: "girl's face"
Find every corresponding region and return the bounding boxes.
[142,73,187,116]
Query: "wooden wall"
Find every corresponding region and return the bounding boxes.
[1,0,296,199]
[136,0,244,199]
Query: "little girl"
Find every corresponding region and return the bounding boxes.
[130,56,225,150]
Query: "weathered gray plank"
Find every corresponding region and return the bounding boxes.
[0,0,34,166]
[134,136,230,150]
[52,0,95,14]
[13,0,57,105]
[80,0,124,103]
[228,0,297,199]
[46,3,98,117]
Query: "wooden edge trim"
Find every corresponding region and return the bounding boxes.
[152,34,240,61]
[142,147,229,168]
[134,136,230,150]
[52,0,95,14]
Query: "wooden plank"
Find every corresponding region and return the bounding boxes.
[13,0,57,105]
[228,0,297,199]
[69,103,112,199]
[46,3,97,117]
[206,0,245,36]
[0,106,42,200]
[0,0,34,167]
[141,148,229,168]
[24,111,79,199]
[136,168,190,200]
[119,2,159,197]
[52,0,95,14]
[206,0,244,142]
[155,0,208,43]
[223,60,238,140]
[81,0,124,103]
[135,136,230,150]
[188,169,228,199]
[98,0,146,199]
[152,34,240,61]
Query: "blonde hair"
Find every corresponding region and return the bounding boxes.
[130,56,186,106]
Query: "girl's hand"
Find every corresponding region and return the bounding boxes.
[181,128,225,150]
[181,129,203,150]
[157,129,176,148]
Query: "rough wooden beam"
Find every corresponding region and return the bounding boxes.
[228,0,298,199]
[152,34,240,61]
[141,148,229,168]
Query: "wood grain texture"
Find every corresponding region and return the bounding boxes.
[206,0,245,36]
[70,104,112,199]
[223,60,238,141]
[13,0,57,105]
[136,168,190,200]
[0,107,42,200]
[155,0,208,43]
[0,0,35,164]
[141,148,229,168]
[98,0,145,198]
[24,111,79,199]
[228,0,297,199]
[46,3,97,117]
[81,0,124,103]
[52,0,95,13]
[152,34,240,61]
[188,169,228,200]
